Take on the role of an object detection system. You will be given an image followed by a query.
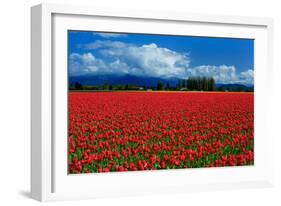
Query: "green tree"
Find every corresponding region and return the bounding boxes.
[180,79,184,88]
[187,78,192,90]
[74,82,82,90]
[166,82,170,90]
[125,84,129,90]
[157,80,164,90]
[186,76,216,91]
[176,80,181,90]
[202,77,208,91]
[209,77,216,91]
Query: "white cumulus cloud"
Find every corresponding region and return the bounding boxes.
[189,65,238,84]
[69,53,130,76]
[99,42,190,78]
[239,69,254,84]
[188,65,253,84]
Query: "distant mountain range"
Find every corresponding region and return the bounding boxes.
[69,74,179,87]
[69,74,254,91]
[215,84,254,92]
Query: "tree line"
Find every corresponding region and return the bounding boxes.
[156,77,216,91]
[184,76,216,91]
[70,76,217,91]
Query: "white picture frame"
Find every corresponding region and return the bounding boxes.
[31,3,274,202]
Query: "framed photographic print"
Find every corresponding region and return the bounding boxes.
[31,3,274,201]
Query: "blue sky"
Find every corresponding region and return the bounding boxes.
[68,31,254,85]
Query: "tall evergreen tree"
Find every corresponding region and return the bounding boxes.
[166,82,170,90]
[157,80,164,90]
[209,77,215,91]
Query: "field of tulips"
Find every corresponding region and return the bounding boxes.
[68,92,254,174]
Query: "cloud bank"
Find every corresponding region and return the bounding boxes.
[69,40,253,84]
[189,65,253,84]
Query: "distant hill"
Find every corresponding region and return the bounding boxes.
[69,74,179,87]
[215,84,254,92]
